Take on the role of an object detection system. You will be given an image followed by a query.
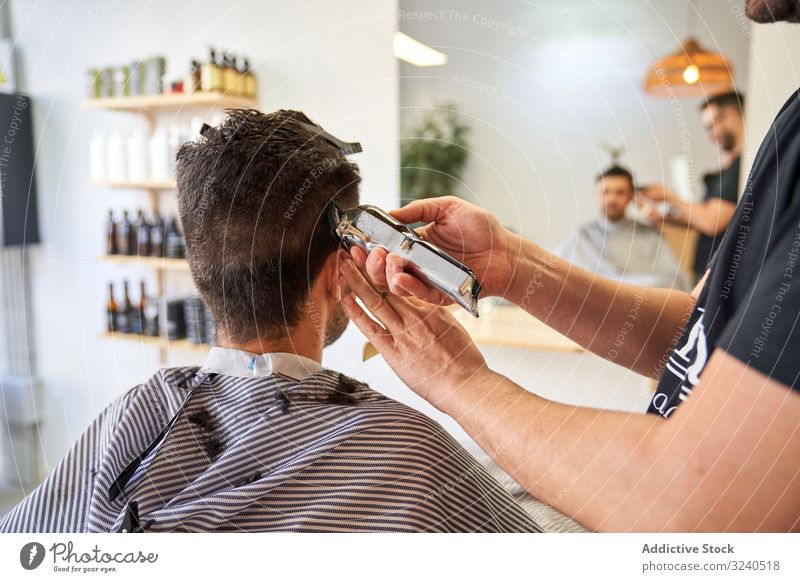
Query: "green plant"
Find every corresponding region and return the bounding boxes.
[400,104,470,201]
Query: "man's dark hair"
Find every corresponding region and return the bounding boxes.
[700,90,745,114]
[175,108,360,343]
[595,165,635,190]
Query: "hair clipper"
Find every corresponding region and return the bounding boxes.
[328,202,482,317]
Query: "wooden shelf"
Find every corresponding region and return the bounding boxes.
[91,180,176,190]
[101,333,210,352]
[83,91,258,113]
[99,255,190,272]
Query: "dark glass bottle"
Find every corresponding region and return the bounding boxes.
[144,293,159,337]
[106,282,118,332]
[165,217,185,259]
[132,280,146,334]
[190,59,201,92]
[149,213,165,257]
[106,209,118,255]
[243,58,256,98]
[117,280,133,333]
[135,210,151,256]
[118,210,133,256]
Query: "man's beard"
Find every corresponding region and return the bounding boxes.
[719,132,737,152]
[746,0,800,23]
[323,302,350,347]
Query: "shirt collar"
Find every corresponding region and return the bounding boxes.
[596,216,633,233]
[198,346,326,381]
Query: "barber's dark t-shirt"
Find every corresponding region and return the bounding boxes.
[648,89,800,418]
[693,155,741,277]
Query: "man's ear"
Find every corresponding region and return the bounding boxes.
[323,250,345,302]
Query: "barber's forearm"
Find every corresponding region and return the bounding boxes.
[670,199,705,232]
[502,235,695,378]
[669,199,732,236]
[445,369,667,531]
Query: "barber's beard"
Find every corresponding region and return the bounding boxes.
[323,302,350,347]
[746,0,800,22]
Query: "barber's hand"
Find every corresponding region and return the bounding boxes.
[339,252,490,410]
[349,196,516,304]
[638,184,676,204]
[635,196,667,226]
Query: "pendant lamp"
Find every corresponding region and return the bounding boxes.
[644,37,733,97]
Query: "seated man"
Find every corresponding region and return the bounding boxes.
[0,109,540,533]
[555,166,691,291]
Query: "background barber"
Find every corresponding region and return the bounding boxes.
[638,91,744,282]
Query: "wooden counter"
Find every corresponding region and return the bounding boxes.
[453,302,582,352]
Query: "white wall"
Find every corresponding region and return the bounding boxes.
[399,0,752,248]
[741,22,800,179]
[7,0,401,484]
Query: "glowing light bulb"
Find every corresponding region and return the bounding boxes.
[683,64,700,84]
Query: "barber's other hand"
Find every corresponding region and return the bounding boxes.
[348,196,516,304]
[339,253,490,410]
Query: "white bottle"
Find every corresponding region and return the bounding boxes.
[127,126,149,183]
[167,124,184,180]
[89,129,106,183]
[106,130,127,183]
[149,126,170,182]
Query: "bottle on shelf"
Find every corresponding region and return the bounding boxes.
[89,129,106,183]
[222,53,237,94]
[201,47,223,92]
[149,126,170,182]
[106,130,127,182]
[144,292,160,337]
[127,126,150,183]
[149,213,165,258]
[98,68,114,98]
[184,59,201,94]
[167,125,185,179]
[184,295,206,344]
[112,65,129,98]
[135,210,151,256]
[86,68,100,99]
[132,280,146,335]
[117,280,133,333]
[243,58,256,99]
[106,282,118,333]
[145,55,167,95]
[117,210,133,255]
[106,209,118,255]
[165,217,185,259]
[129,60,144,96]
[232,56,248,97]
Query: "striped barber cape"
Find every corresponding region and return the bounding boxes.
[0,354,542,533]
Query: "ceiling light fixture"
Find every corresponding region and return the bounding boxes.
[644,37,732,97]
[394,32,448,67]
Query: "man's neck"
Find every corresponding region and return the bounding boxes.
[600,215,627,225]
[723,146,740,168]
[216,323,323,363]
